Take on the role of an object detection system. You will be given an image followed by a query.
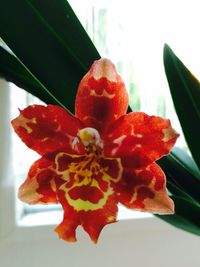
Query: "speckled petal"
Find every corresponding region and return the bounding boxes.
[12,104,84,155]
[55,189,117,243]
[75,58,129,131]
[115,162,174,214]
[103,112,179,168]
[18,157,59,204]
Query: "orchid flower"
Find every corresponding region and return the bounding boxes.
[12,58,179,243]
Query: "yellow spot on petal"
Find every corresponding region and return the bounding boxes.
[162,127,177,142]
[90,89,115,99]
[107,216,115,223]
[18,177,42,204]
[15,115,36,134]
[50,179,57,192]
[111,135,126,155]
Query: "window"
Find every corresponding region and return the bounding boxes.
[9,0,200,226]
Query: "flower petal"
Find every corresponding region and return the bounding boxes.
[11,104,84,155]
[81,195,117,243]
[54,152,120,243]
[75,58,128,132]
[18,157,59,204]
[115,162,174,214]
[103,112,179,168]
[55,189,117,243]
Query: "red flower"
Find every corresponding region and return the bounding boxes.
[12,59,179,243]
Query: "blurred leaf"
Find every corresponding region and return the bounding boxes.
[171,147,200,179]
[0,45,64,107]
[158,148,200,204]
[27,0,99,70]
[158,149,200,236]
[164,44,200,169]
[0,0,100,112]
[157,195,200,236]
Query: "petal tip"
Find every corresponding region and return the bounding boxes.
[154,197,175,215]
[54,224,77,243]
[91,58,118,82]
[18,182,41,204]
[162,126,180,143]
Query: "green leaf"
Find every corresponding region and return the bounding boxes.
[164,44,200,169]
[158,148,200,204]
[0,0,100,113]
[27,0,100,70]
[157,195,200,236]
[158,150,200,236]
[0,45,65,107]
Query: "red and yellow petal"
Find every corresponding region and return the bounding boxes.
[103,112,179,168]
[18,157,60,204]
[55,188,117,243]
[81,194,117,243]
[115,162,174,214]
[75,58,129,132]
[54,152,121,243]
[11,104,85,156]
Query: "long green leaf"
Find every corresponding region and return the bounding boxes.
[0,0,100,113]
[158,148,200,204]
[164,44,200,169]
[157,150,200,236]
[0,45,65,107]
[27,0,99,71]
[157,195,200,236]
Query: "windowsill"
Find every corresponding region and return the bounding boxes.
[6,210,158,244]
[18,206,152,227]
[3,201,176,245]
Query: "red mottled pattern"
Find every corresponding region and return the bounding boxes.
[55,153,86,172]
[53,152,121,242]
[75,59,128,132]
[55,152,117,200]
[115,162,174,214]
[68,186,104,203]
[18,157,59,204]
[103,112,179,168]
[100,157,121,181]
[55,187,118,243]
[12,105,85,155]
[55,152,121,191]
